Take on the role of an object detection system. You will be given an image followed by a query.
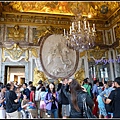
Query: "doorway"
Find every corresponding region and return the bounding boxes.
[4,66,25,85]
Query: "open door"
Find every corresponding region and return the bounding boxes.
[4,66,25,85]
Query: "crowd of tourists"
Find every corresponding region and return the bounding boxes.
[0,77,120,118]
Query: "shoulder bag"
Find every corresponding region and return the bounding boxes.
[82,93,96,118]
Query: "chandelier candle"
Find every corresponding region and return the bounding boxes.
[63,14,96,51]
[78,21,81,32]
[70,26,72,34]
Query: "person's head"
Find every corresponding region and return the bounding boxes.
[103,81,107,88]
[0,82,3,87]
[107,80,113,87]
[38,80,43,88]
[93,80,99,86]
[15,87,20,93]
[69,79,83,112]
[83,78,88,84]
[29,81,33,87]
[23,94,27,100]
[114,77,120,88]
[48,83,55,93]
[112,81,115,88]
[63,78,68,85]
[99,82,103,87]
[6,83,11,91]
[23,83,27,89]
[57,83,62,91]
[31,86,36,92]
[0,85,6,93]
[41,87,46,92]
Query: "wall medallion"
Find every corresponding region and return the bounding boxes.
[40,34,79,79]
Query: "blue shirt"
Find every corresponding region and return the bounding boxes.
[97,95,105,108]
[92,84,99,97]
[40,91,47,101]
[100,87,115,98]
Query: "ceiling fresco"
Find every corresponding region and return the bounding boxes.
[0,1,120,20]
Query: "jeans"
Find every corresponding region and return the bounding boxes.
[47,109,58,118]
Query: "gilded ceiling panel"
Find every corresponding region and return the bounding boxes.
[0,2,119,20]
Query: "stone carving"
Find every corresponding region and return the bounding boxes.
[40,34,79,79]
[47,42,72,76]
[8,25,25,41]
[3,43,26,60]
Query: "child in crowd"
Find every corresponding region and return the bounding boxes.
[39,86,47,118]
[21,94,30,118]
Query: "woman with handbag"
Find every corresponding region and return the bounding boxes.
[62,78,94,118]
[45,83,59,118]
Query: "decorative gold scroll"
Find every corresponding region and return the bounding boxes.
[33,67,48,86]
[74,68,85,85]
[2,43,38,62]
[87,46,108,60]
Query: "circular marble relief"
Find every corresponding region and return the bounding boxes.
[40,34,79,79]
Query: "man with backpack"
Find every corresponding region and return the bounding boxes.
[83,78,92,97]
[59,78,70,119]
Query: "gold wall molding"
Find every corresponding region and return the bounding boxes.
[87,46,108,61]
[114,24,120,40]
[0,12,71,28]
[2,43,39,62]
[2,43,29,62]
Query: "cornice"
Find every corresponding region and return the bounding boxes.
[0,11,120,30]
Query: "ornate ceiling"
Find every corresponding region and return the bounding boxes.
[0,1,120,21]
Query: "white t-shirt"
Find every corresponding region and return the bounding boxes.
[35,89,41,101]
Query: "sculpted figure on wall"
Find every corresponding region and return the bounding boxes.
[47,42,72,76]
[33,67,48,86]
[74,68,85,85]
[8,25,25,41]
[40,34,78,78]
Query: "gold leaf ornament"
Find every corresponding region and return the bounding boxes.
[74,68,85,85]
[31,48,38,58]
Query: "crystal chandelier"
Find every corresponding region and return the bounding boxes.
[63,13,96,51]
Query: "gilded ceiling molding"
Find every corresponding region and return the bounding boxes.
[0,11,120,30]
[0,12,71,28]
